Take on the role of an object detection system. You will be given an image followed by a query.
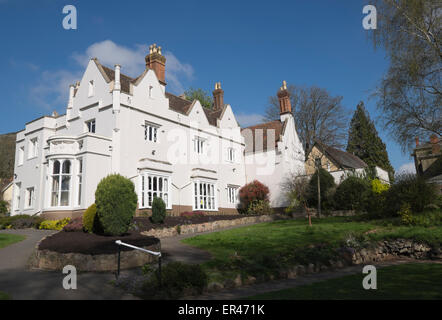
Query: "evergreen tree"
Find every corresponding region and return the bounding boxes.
[346,102,395,181]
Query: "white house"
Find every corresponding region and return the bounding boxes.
[11,44,305,219]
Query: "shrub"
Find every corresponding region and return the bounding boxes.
[0,200,8,216]
[63,217,83,232]
[239,180,270,212]
[140,262,208,299]
[247,199,272,215]
[0,214,43,229]
[333,176,371,211]
[95,174,138,236]
[384,174,438,216]
[307,168,336,209]
[151,197,166,224]
[82,203,97,233]
[371,178,389,194]
[39,218,71,230]
[180,211,205,218]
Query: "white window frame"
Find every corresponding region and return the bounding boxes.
[76,158,83,206]
[28,137,38,159]
[88,80,95,97]
[18,146,24,166]
[85,119,96,133]
[227,185,239,204]
[14,183,21,211]
[139,171,171,209]
[25,187,35,209]
[227,147,235,162]
[193,180,217,211]
[194,136,206,155]
[144,122,159,143]
[49,159,72,208]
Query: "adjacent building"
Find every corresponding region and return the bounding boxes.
[412,134,442,194]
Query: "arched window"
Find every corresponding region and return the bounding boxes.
[51,159,71,207]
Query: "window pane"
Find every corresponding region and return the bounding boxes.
[159,178,163,191]
[61,176,70,191]
[53,161,60,174]
[60,191,69,206]
[153,177,157,191]
[62,160,71,174]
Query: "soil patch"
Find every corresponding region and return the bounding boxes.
[134,215,248,232]
[38,231,159,255]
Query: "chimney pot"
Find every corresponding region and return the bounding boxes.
[277,80,292,115]
[145,43,166,84]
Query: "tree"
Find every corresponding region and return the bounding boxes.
[265,84,348,151]
[282,174,312,226]
[368,0,441,151]
[347,102,395,181]
[307,168,336,212]
[184,87,213,109]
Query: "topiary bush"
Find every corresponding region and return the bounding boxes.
[151,197,166,224]
[95,174,138,236]
[307,168,336,209]
[140,262,208,299]
[239,180,270,213]
[383,173,438,216]
[333,176,371,211]
[82,203,97,233]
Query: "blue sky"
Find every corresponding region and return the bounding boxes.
[0,0,415,174]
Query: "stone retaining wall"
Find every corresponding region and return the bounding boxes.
[28,236,161,272]
[141,215,279,238]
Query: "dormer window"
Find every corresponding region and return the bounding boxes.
[88,80,94,97]
[85,119,96,133]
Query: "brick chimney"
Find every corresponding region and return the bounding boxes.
[145,44,166,84]
[213,82,224,110]
[415,136,419,147]
[277,80,292,115]
[430,134,440,154]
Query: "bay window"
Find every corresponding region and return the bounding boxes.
[139,172,171,209]
[51,159,72,207]
[194,180,216,211]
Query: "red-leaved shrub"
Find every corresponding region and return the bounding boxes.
[63,217,83,232]
[180,211,205,218]
[239,180,270,212]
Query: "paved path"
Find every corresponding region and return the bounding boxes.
[183,258,442,300]
[0,229,136,300]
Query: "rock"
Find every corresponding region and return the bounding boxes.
[287,268,297,279]
[207,282,224,292]
[245,276,257,285]
[296,265,306,275]
[307,263,315,273]
[234,274,242,287]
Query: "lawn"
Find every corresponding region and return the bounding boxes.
[247,263,442,300]
[182,216,442,282]
[0,233,25,249]
[0,291,11,300]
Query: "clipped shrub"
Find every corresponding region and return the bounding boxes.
[384,174,438,216]
[239,180,270,213]
[82,203,97,233]
[151,197,166,224]
[63,217,83,232]
[247,199,272,215]
[333,176,371,211]
[0,214,43,229]
[140,262,208,299]
[307,168,336,209]
[95,174,138,236]
[39,218,71,230]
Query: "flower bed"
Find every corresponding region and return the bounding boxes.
[29,231,160,272]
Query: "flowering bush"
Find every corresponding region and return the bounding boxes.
[63,217,83,232]
[39,218,71,230]
[180,211,205,218]
[371,178,389,194]
[239,180,270,213]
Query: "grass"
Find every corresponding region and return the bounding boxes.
[0,291,11,300]
[247,263,442,300]
[0,233,26,249]
[182,216,442,282]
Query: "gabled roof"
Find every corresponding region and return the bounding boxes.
[91,59,227,127]
[241,119,286,152]
[311,140,368,169]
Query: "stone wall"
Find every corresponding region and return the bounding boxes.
[28,236,161,272]
[141,215,279,238]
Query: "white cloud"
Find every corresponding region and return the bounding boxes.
[235,113,265,127]
[31,40,194,109]
[396,162,416,176]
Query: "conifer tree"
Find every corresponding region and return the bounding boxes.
[346,102,394,181]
